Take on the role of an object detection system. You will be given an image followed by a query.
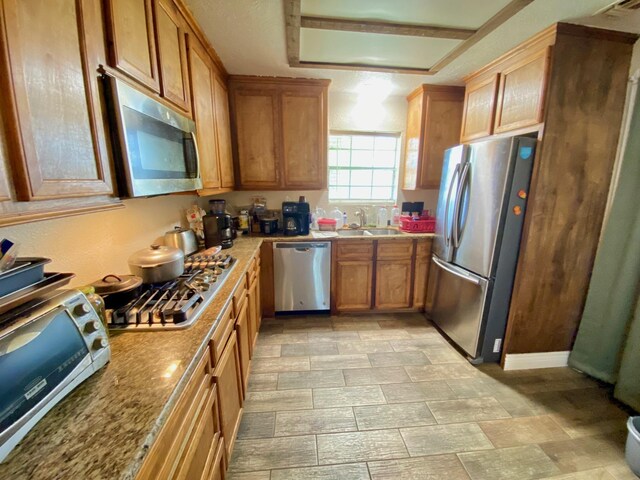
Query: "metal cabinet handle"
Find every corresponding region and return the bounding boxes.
[432,255,481,285]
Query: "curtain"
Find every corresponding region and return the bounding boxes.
[569,75,640,411]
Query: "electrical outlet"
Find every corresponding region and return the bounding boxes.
[493,338,502,353]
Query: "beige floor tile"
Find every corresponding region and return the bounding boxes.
[337,341,394,354]
[354,402,436,430]
[446,378,506,398]
[458,445,560,480]
[606,462,640,480]
[540,468,617,479]
[359,330,412,341]
[368,351,430,367]
[539,433,627,473]
[368,454,471,480]
[405,363,479,382]
[277,370,345,390]
[310,354,371,370]
[317,429,408,464]
[237,412,275,439]
[227,471,271,480]
[271,463,370,480]
[277,369,345,390]
[550,411,627,439]
[390,338,448,352]
[377,317,432,329]
[427,397,511,424]
[494,389,554,417]
[274,407,357,436]
[313,385,386,408]
[400,423,493,456]
[229,435,317,472]
[344,366,412,386]
[251,356,310,373]
[332,319,382,331]
[281,317,333,332]
[478,415,570,447]
[308,331,361,343]
[248,373,278,391]
[258,332,309,345]
[252,344,282,358]
[281,343,338,356]
[259,324,284,335]
[424,346,467,364]
[381,381,456,403]
[245,389,313,412]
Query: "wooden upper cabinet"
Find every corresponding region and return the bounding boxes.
[460,74,499,142]
[281,89,327,189]
[154,0,191,113]
[0,0,114,200]
[231,88,280,188]
[213,75,235,189]
[187,36,221,190]
[494,47,550,134]
[229,76,330,190]
[104,0,160,92]
[402,86,464,190]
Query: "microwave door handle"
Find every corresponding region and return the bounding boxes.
[190,131,201,181]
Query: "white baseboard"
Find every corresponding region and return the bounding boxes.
[503,351,570,371]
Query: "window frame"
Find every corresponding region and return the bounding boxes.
[327,130,402,204]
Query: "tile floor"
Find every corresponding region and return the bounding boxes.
[227,314,637,480]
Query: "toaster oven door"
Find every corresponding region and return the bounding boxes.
[0,307,90,447]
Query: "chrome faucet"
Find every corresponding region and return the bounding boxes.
[355,208,367,228]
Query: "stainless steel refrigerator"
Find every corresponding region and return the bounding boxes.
[427,136,537,363]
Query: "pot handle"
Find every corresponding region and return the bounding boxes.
[102,274,122,282]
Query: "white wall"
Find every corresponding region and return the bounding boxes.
[215,91,439,223]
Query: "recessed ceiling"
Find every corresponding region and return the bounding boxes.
[184,0,633,96]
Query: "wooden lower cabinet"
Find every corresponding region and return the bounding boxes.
[207,440,226,480]
[375,260,412,309]
[212,331,243,461]
[335,260,373,311]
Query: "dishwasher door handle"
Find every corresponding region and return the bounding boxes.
[295,247,311,252]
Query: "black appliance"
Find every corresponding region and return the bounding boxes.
[282,201,310,236]
[203,199,233,249]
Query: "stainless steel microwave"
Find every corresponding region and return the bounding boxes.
[0,290,110,462]
[104,75,202,197]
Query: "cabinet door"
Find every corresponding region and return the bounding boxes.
[420,93,464,188]
[401,92,423,190]
[413,251,431,310]
[246,278,259,353]
[494,47,550,134]
[375,260,412,309]
[254,265,262,331]
[0,0,114,200]
[205,440,226,480]
[188,37,221,190]
[281,90,326,189]
[460,74,499,142]
[231,89,280,188]
[335,260,373,311]
[234,299,250,396]
[104,0,160,91]
[213,75,235,188]
[212,331,243,461]
[154,0,191,113]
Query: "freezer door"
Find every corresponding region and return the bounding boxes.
[452,137,516,277]
[429,255,489,358]
[434,145,468,262]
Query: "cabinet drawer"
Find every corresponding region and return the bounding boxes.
[210,304,235,366]
[376,240,414,260]
[336,240,374,260]
[415,240,432,259]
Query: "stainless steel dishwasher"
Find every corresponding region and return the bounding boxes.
[273,242,331,312]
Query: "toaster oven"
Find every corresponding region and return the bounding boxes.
[0,290,110,462]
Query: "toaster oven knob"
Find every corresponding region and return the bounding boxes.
[84,320,100,333]
[92,337,108,351]
[74,303,91,317]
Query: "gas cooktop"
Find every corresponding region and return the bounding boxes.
[107,252,236,331]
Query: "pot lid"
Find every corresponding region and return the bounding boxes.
[128,244,184,267]
[91,274,142,294]
[165,226,192,235]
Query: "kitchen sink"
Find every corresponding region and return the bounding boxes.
[337,229,368,236]
[365,229,403,236]
[337,229,404,236]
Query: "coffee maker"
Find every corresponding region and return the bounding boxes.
[203,199,233,249]
[282,201,310,236]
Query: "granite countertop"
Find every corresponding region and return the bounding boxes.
[0,237,263,480]
[252,229,435,241]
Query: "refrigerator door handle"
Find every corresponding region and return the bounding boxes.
[444,164,461,247]
[452,162,470,248]
[432,255,482,285]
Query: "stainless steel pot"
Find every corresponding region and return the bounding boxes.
[128,244,184,284]
[164,227,198,256]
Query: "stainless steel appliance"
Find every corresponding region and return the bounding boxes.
[128,244,185,284]
[103,76,202,197]
[0,290,110,461]
[273,242,330,312]
[427,136,537,363]
[164,227,198,256]
[108,252,236,331]
[282,202,310,236]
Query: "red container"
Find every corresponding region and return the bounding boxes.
[399,214,436,233]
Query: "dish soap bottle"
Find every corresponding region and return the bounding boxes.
[391,204,400,226]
